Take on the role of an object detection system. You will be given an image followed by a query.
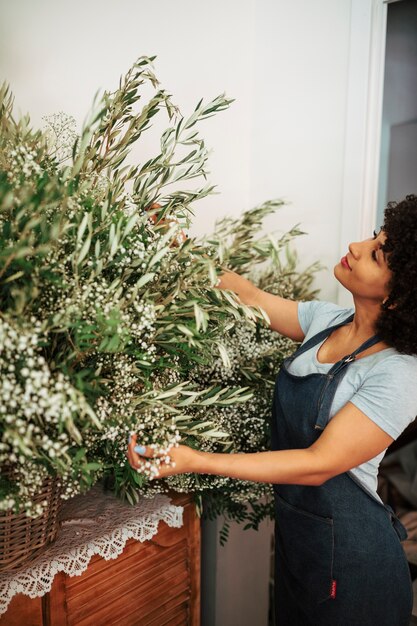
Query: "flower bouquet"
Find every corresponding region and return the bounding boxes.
[0,57,320,553]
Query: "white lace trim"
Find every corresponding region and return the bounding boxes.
[0,482,184,616]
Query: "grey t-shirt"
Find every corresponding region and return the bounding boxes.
[286,300,417,502]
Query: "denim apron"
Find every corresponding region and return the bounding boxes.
[271,314,413,625]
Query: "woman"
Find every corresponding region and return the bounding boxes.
[128,195,417,625]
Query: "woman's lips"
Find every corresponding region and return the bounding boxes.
[341,255,351,270]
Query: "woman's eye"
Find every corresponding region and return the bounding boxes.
[372,229,378,239]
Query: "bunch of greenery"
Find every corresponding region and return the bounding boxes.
[173,206,320,542]
[0,57,319,537]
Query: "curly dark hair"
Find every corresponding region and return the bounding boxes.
[375,194,417,354]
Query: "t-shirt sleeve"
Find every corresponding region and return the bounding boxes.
[349,356,417,439]
[297,300,344,336]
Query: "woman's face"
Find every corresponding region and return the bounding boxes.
[334,230,392,302]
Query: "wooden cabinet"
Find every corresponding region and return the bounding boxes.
[0,493,200,626]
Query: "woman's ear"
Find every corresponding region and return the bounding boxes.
[382,296,396,310]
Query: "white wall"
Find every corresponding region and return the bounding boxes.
[250,0,352,303]
[0,0,255,260]
[0,0,355,303]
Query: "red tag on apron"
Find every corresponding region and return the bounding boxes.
[330,579,337,599]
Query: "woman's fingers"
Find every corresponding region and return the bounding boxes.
[126,434,190,483]
[133,443,154,457]
[127,433,145,470]
[214,269,236,290]
[126,439,192,483]
[127,433,163,472]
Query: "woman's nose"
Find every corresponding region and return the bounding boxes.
[348,242,360,259]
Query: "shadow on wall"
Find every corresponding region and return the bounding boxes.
[201,515,274,626]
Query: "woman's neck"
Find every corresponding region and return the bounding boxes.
[348,297,383,340]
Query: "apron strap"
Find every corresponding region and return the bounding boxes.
[284,309,383,430]
[314,333,382,430]
[327,333,382,376]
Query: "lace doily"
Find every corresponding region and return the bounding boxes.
[0,482,184,615]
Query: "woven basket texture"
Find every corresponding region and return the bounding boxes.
[0,465,62,572]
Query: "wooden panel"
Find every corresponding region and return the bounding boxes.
[75,581,189,626]
[161,607,190,626]
[66,542,188,598]
[45,572,68,626]
[110,597,190,626]
[185,497,201,626]
[0,492,200,626]
[0,594,43,626]
[67,562,190,625]
[65,537,187,590]
[148,518,188,548]
[61,493,198,626]
[150,601,189,626]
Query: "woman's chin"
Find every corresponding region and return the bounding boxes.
[333,264,350,290]
[333,263,342,281]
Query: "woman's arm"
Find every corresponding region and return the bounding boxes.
[127,403,394,485]
[217,270,305,341]
[195,402,394,484]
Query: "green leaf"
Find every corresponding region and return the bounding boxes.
[123,214,138,238]
[77,234,92,265]
[77,213,89,242]
[82,462,102,473]
[136,272,155,289]
[216,342,231,369]
[148,245,171,269]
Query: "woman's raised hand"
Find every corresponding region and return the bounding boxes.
[216,270,304,340]
[215,269,260,306]
[146,202,187,247]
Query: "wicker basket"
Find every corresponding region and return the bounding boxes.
[0,466,62,573]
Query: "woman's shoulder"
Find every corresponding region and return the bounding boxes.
[350,351,417,438]
[365,350,417,379]
[298,300,353,336]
